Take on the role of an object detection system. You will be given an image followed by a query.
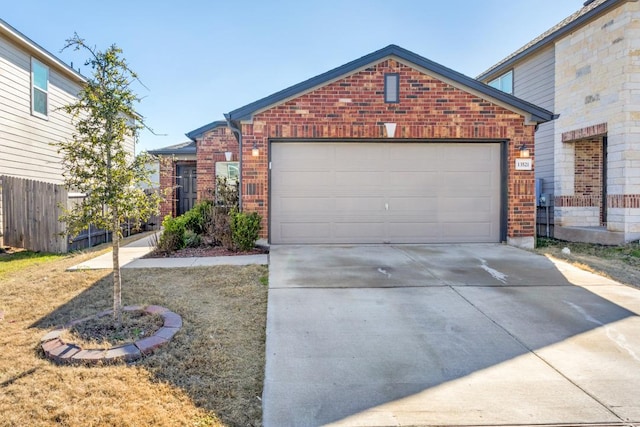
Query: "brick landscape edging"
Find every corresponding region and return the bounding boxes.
[40,305,182,364]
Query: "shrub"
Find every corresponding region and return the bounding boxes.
[183,200,214,235]
[230,210,262,252]
[157,214,187,252]
[214,176,239,208]
[183,229,202,248]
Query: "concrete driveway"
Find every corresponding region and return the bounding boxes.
[264,244,640,427]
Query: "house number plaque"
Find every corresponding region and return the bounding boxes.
[515,158,532,171]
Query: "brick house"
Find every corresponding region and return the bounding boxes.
[478,0,640,244]
[160,44,553,248]
[150,121,239,218]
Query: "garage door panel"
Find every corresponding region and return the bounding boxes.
[387,197,438,212]
[440,222,496,240]
[389,145,440,169]
[335,171,385,186]
[274,171,333,187]
[278,197,335,212]
[334,222,385,240]
[279,144,333,168]
[335,197,385,212]
[334,145,387,170]
[279,222,331,240]
[388,171,439,188]
[271,142,501,244]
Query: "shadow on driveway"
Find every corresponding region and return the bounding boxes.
[264,244,640,426]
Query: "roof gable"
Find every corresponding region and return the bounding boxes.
[185,120,228,141]
[226,44,554,124]
[478,0,623,81]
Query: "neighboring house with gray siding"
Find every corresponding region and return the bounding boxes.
[0,19,135,248]
[479,0,640,244]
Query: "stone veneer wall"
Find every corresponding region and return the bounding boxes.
[554,1,640,238]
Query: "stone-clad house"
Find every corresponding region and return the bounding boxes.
[154,44,553,248]
[479,0,640,244]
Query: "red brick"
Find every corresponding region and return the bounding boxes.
[161,312,182,328]
[238,59,537,240]
[135,335,168,355]
[155,326,180,341]
[48,343,81,362]
[104,344,142,362]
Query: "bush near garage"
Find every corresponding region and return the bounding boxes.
[155,177,262,254]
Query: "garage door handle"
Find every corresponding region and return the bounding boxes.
[385,203,389,211]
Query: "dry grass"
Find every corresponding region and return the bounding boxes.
[0,239,268,427]
[535,238,640,287]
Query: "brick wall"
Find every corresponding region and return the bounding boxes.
[158,156,175,219]
[575,138,604,224]
[238,59,537,242]
[196,126,239,201]
[554,137,605,226]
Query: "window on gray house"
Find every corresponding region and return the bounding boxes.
[488,70,513,94]
[31,58,49,118]
[385,73,399,103]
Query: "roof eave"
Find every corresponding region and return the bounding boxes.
[0,18,86,84]
[185,120,228,141]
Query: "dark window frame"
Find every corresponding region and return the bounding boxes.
[384,73,400,103]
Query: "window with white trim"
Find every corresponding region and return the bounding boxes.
[31,58,49,118]
[488,70,513,94]
[216,162,239,182]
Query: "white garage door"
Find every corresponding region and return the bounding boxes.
[270,142,501,244]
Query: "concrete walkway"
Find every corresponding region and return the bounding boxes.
[264,244,640,427]
[67,232,268,270]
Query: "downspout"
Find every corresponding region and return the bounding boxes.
[224,113,243,210]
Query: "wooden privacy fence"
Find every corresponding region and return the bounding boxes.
[1,176,160,254]
[1,175,68,253]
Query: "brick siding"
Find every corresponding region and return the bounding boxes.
[196,126,239,201]
[238,58,537,241]
[554,137,605,224]
[158,157,175,218]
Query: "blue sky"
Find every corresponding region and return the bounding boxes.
[3,1,582,153]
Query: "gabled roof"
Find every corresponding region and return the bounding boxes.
[148,140,196,156]
[477,0,623,81]
[226,44,554,124]
[0,18,86,84]
[185,120,228,141]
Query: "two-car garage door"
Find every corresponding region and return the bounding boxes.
[270,142,502,244]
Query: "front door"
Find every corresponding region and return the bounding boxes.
[176,164,197,215]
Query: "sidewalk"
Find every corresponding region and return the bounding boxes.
[67,232,268,270]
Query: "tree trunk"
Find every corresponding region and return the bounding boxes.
[112,214,122,328]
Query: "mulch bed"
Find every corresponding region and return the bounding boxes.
[145,245,268,258]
